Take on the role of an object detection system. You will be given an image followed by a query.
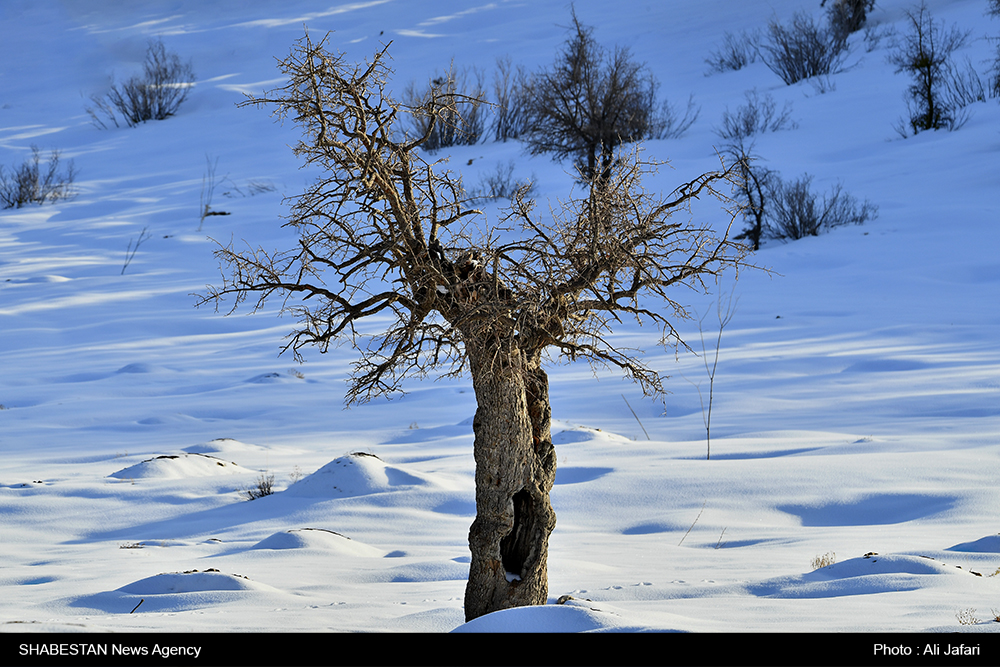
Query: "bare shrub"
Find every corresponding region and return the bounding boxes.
[993,49,1000,101]
[887,3,971,135]
[239,473,274,501]
[470,160,536,201]
[956,608,980,626]
[863,22,896,52]
[705,29,761,74]
[990,0,1000,98]
[0,146,76,209]
[811,551,836,569]
[943,58,990,110]
[760,12,847,85]
[403,61,486,151]
[715,89,796,143]
[649,94,700,140]
[822,0,877,41]
[492,56,532,142]
[765,174,877,241]
[87,39,194,129]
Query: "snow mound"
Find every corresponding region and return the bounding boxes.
[743,554,985,600]
[452,599,664,633]
[553,426,630,445]
[115,363,163,374]
[118,569,272,595]
[109,453,247,479]
[947,534,1000,553]
[284,452,428,498]
[183,438,268,455]
[250,528,383,556]
[811,553,959,578]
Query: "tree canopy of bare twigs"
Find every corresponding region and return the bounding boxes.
[198,31,749,622]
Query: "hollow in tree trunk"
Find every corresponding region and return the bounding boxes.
[463,344,556,622]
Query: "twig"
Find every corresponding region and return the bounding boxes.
[621,394,650,440]
[696,279,739,460]
[199,154,219,231]
[678,500,706,546]
[130,598,144,614]
[121,226,151,275]
[715,527,727,549]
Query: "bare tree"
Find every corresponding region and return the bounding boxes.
[725,140,776,252]
[887,3,970,134]
[522,10,667,187]
[198,32,748,622]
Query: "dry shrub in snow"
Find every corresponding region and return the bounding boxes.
[491,55,533,142]
[715,89,796,143]
[760,12,847,85]
[811,551,836,569]
[822,0,877,40]
[87,39,194,129]
[765,174,877,241]
[470,160,536,201]
[402,62,487,151]
[239,473,275,501]
[0,146,76,209]
[705,29,761,74]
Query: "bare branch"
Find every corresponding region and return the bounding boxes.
[199,34,750,403]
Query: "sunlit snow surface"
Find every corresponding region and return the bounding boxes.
[1,0,1000,633]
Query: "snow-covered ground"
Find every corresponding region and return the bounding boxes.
[2,0,1000,641]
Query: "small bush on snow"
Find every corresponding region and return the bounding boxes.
[239,473,274,501]
[87,39,194,129]
[715,89,796,143]
[0,146,76,209]
[811,552,836,569]
[765,174,877,242]
[760,12,847,85]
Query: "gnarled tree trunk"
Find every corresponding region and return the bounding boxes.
[463,343,556,622]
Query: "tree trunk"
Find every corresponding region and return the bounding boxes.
[463,343,557,622]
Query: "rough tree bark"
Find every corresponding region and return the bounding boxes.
[463,343,556,619]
